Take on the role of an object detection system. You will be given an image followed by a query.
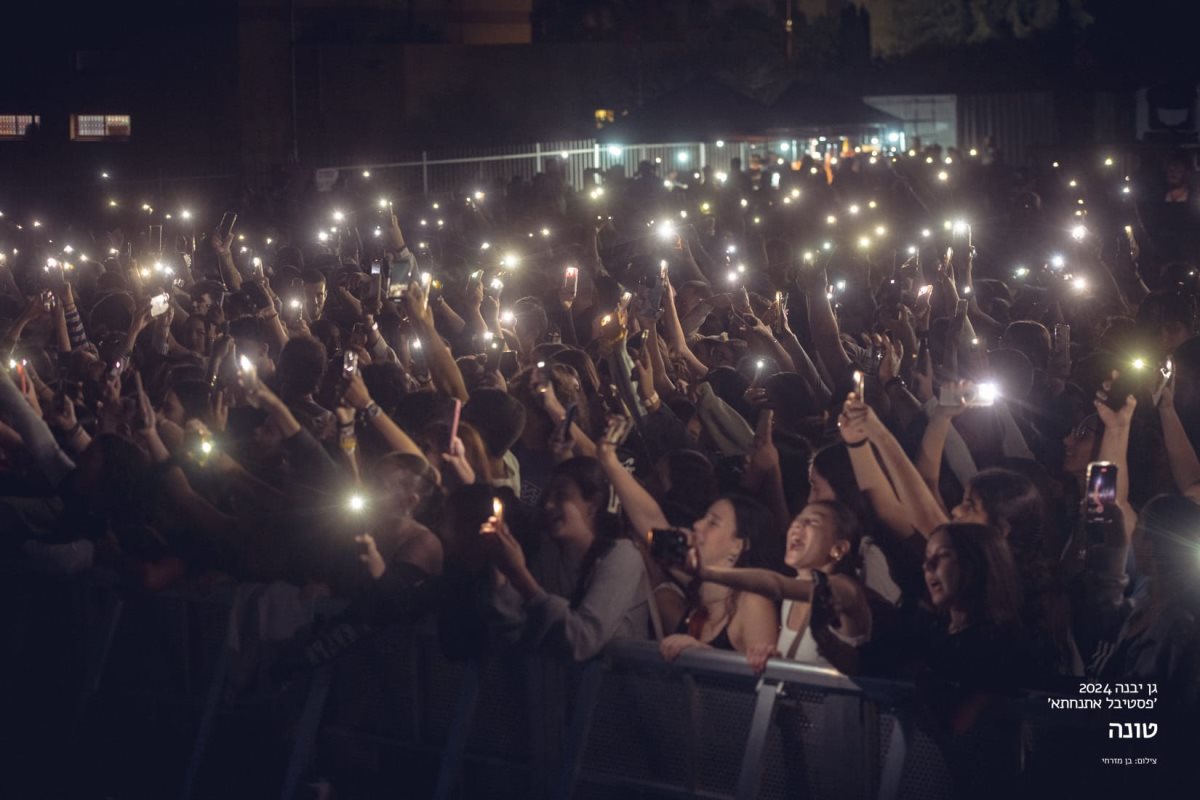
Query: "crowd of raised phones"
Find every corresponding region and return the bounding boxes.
[2,144,1200,793]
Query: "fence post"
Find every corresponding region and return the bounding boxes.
[421,151,429,196]
[735,679,783,800]
[700,142,707,170]
[593,142,600,170]
[535,142,543,174]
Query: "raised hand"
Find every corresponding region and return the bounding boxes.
[1094,370,1136,428]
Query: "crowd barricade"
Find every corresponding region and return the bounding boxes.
[28,571,1094,800]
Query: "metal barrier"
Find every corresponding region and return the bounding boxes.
[31,574,1096,800]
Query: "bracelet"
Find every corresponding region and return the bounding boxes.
[883,377,907,393]
[845,438,869,449]
[643,392,661,412]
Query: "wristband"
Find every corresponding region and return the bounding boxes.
[883,377,907,393]
[845,438,869,449]
[364,402,382,420]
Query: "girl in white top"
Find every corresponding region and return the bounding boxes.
[694,500,871,672]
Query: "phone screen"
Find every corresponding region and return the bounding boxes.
[342,350,358,381]
[150,293,170,318]
[1085,461,1117,527]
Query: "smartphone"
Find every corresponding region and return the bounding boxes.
[342,350,359,381]
[955,298,969,319]
[638,273,664,318]
[41,290,56,313]
[388,257,417,299]
[251,256,264,278]
[853,370,865,398]
[485,343,502,372]
[370,260,383,277]
[1084,461,1118,540]
[649,528,690,566]
[627,329,649,358]
[564,266,579,300]
[939,382,998,407]
[148,224,163,255]
[107,359,124,381]
[467,269,484,295]
[217,212,237,240]
[917,284,933,298]
[284,296,304,323]
[237,354,260,391]
[498,350,519,378]
[558,403,578,442]
[150,292,170,318]
[1053,323,1070,354]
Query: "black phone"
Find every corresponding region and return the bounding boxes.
[649,528,690,566]
[217,212,237,240]
[499,350,519,379]
[626,329,649,358]
[485,344,503,372]
[555,403,578,444]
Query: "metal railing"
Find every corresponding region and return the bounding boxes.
[17,568,1102,800]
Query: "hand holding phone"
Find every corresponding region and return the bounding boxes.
[649,528,691,568]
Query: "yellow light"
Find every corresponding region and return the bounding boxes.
[740,198,748,208]
[1103,157,1114,167]
[348,494,366,513]
[1073,277,1088,292]
[925,156,934,164]
[848,204,860,215]
[474,191,485,201]
[874,225,887,236]
[858,236,871,249]
[790,188,800,198]
[700,202,711,213]
[868,200,877,209]
[200,441,214,455]
[362,170,371,178]
[108,199,118,207]
[826,215,837,225]
[1132,358,1146,370]
[969,148,978,157]
[1052,161,1060,168]
[921,228,931,238]
[541,227,551,237]
[1068,179,1077,188]
[937,170,949,182]
[1071,225,1087,241]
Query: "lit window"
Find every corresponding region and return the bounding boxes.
[593,109,615,128]
[0,115,40,139]
[70,114,131,141]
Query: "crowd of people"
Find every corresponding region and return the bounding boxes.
[2,138,1200,796]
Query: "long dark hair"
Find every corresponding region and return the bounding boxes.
[546,457,620,608]
[932,522,1022,627]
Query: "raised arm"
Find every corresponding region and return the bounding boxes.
[404,280,468,404]
[597,434,669,533]
[837,401,923,541]
[1095,376,1137,538]
[854,396,948,536]
[341,370,426,460]
[1156,373,1200,502]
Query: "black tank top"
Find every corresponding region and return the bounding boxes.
[676,611,736,652]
